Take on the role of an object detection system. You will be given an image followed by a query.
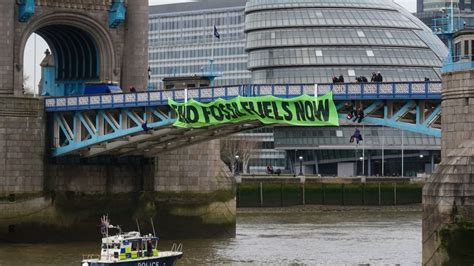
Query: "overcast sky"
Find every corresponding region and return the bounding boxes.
[24,0,416,93]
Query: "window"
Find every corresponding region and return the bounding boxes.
[315,50,323,57]
[464,40,469,57]
[366,50,374,57]
[357,30,365,37]
[348,69,355,76]
[454,42,461,61]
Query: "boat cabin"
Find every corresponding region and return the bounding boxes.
[100,231,159,262]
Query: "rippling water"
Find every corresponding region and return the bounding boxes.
[0,210,421,265]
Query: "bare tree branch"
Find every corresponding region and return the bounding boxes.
[220,136,258,174]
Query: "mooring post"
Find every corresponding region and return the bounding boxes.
[378,182,381,206]
[394,182,397,205]
[280,183,283,207]
[341,183,345,205]
[301,183,305,205]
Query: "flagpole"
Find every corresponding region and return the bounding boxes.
[210,26,216,86]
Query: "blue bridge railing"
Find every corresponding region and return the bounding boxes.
[45,82,442,112]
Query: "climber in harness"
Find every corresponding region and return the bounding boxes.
[350,128,363,144]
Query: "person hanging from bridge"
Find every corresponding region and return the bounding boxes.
[350,128,363,144]
[345,102,357,120]
[355,107,365,123]
[142,122,150,132]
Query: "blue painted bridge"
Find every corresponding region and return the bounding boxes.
[45,82,442,157]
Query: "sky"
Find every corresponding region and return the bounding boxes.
[24,0,416,93]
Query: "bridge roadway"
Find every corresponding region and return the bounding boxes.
[45,82,442,157]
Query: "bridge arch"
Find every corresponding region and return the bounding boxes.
[17,12,116,96]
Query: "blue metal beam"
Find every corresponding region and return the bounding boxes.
[109,0,126,28]
[55,114,73,143]
[338,114,441,137]
[52,118,175,157]
[99,111,119,131]
[44,82,442,112]
[78,113,96,138]
[423,105,442,127]
[391,100,414,121]
[363,101,383,115]
[18,0,35,22]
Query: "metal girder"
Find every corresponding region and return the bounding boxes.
[338,99,441,137]
[52,107,175,157]
[142,121,263,157]
[50,92,442,157]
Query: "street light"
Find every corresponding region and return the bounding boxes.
[235,155,240,175]
[298,156,304,176]
[419,154,424,158]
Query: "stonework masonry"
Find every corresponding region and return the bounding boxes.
[0,1,15,95]
[121,0,149,91]
[155,140,233,193]
[0,96,45,193]
[46,164,154,194]
[422,69,474,265]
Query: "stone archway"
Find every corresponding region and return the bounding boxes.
[15,12,117,95]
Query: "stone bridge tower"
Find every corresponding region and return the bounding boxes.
[423,29,474,265]
[0,0,148,192]
[0,0,149,96]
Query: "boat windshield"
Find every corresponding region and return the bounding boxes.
[101,243,120,249]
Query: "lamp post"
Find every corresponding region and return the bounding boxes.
[235,155,240,176]
[298,156,303,176]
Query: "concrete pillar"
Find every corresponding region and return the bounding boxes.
[0,1,15,94]
[121,0,149,91]
[154,140,236,238]
[422,69,474,265]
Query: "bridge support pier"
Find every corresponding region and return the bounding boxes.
[153,139,236,238]
[422,70,474,265]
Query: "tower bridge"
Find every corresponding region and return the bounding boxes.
[0,2,471,262]
[45,82,442,157]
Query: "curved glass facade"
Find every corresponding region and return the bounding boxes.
[245,0,448,84]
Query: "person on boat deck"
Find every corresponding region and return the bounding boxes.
[147,240,153,257]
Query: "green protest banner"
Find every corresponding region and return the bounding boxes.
[168,92,339,128]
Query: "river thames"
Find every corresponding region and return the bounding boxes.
[0,207,421,265]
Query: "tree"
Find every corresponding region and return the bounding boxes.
[22,75,33,94]
[220,137,258,174]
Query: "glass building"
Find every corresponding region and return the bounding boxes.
[149,0,447,176]
[149,0,251,89]
[245,0,447,84]
[242,0,446,176]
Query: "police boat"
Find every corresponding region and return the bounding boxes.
[81,216,183,266]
